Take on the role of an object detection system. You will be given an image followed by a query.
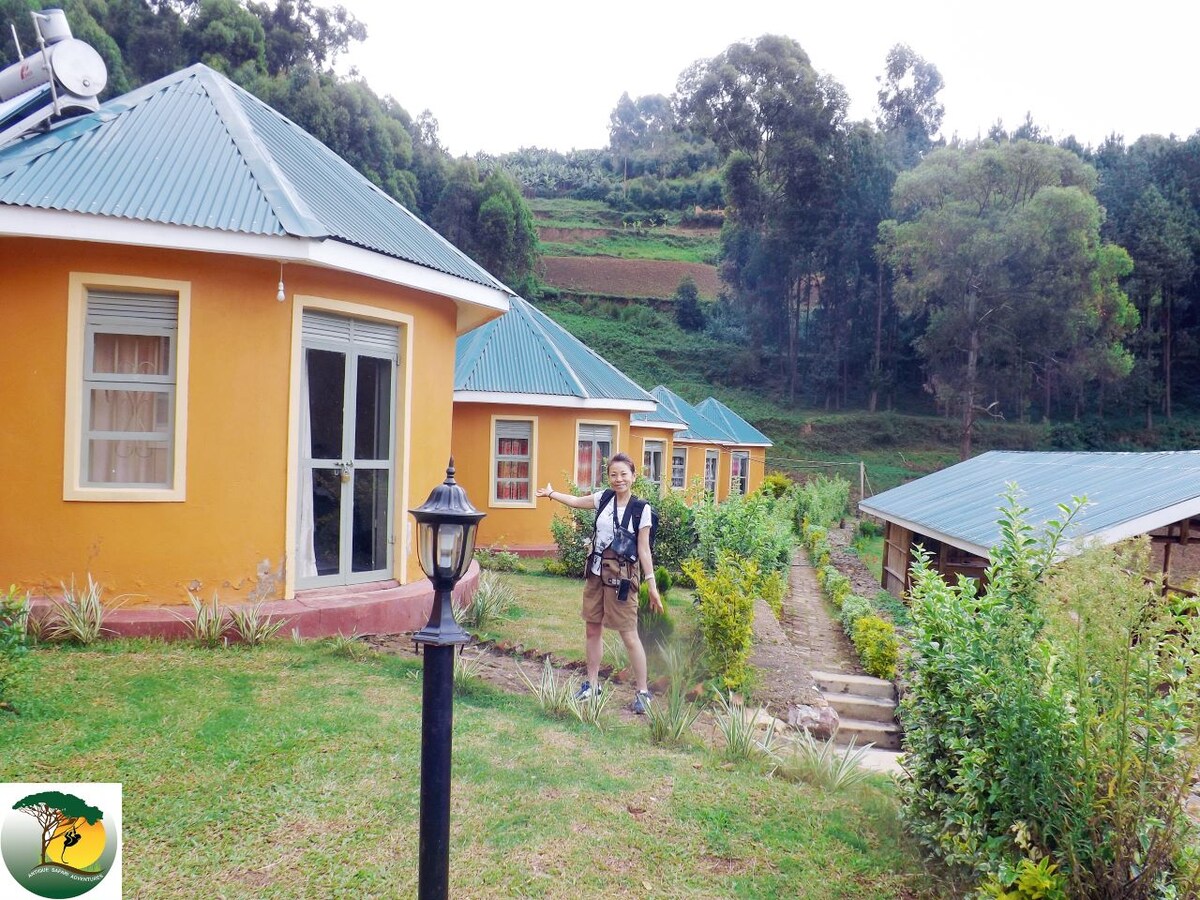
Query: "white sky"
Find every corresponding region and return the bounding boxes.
[339,0,1199,158]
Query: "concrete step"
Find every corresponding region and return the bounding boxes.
[833,716,904,751]
[812,669,896,701]
[823,692,897,725]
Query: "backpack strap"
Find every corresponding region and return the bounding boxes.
[621,498,645,533]
[592,488,616,533]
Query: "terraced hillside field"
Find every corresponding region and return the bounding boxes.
[538,256,723,300]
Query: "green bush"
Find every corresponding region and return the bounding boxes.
[839,594,873,634]
[474,547,526,573]
[822,567,851,608]
[794,475,850,529]
[694,490,794,577]
[901,490,1200,895]
[548,497,595,578]
[757,472,794,499]
[683,553,758,692]
[632,477,697,575]
[759,569,786,619]
[0,585,30,710]
[849,615,897,680]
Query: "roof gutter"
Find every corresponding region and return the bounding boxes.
[0,207,511,332]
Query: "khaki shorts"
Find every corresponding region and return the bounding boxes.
[582,551,640,632]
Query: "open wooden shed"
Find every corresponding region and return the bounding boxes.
[859,451,1200,597]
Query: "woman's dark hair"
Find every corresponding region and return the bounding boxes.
[608,452,636,473]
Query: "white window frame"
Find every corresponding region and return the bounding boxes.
[575,420,617,492]
[703,449,719,495]
[730,450,750,495]
[671,446,687,489]
[490,416,537,507]
[642,439,665,486]
[64,273,191,502]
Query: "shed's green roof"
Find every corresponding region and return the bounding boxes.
[695,397,772,446]
[859,450,1200,559]
[454,297,655,409]
[0,64,509,293]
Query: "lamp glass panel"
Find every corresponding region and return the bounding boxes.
[436,524,464,576]
[416,520,436,579]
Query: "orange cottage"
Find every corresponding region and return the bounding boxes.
[0,64,513,635]
[451,297,664,550]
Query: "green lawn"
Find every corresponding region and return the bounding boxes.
[539,232,720,265]
[0,627,943,897]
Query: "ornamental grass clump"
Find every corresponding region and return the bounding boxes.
[455,572,516,632]
[774,729,875,793]
[901,489,1200,897]
[517,657,574,718]
[712,691,776,763]
[228,602,288,646]
[175,590,229,648]
[646,640,703,746]
[46,575,123,645]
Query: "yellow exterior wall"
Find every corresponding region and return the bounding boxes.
[0,237,462,604]
[451,402,635,549]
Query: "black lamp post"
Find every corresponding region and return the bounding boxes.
[409,459,484,900]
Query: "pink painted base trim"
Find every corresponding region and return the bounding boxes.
[27,563,481,642]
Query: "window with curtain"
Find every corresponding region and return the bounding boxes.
[671,447,687,489]
[730,451,749,495]
[83,291,178,487]
[494,419,533,503]
[704,449,718,494]
[576,423,613,491]
[643,440,665,486]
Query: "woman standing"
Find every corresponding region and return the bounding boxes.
[537,453,663,713]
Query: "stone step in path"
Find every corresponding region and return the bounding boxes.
[813,670,903,752]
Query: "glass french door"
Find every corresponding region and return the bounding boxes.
[298,312,398,587]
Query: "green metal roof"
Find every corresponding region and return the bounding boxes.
[859,450,1200,559]
[0,64,509,293]
[454,297,656,409]
[695,397,772,446]
[649,386,735,443]
[630,400,687,430]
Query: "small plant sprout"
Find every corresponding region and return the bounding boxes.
[516,657,574,717]
[712,691,777,763]
[170,590,228,648]
[227,602,287,647]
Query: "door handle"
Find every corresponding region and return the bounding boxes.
[339,461,354,484]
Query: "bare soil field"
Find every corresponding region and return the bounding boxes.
[539,256,723,300]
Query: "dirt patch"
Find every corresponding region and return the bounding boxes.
[538,256,722,300]
[538,227,610,242]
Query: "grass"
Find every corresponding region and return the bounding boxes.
[0,639,942,897]
[528,197,622,229]
[479,570,697,671]
[540,232,720,264]
[850,533,884,581]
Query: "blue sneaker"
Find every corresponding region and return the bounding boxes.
[574,680,596,701]
[632,690,652,715]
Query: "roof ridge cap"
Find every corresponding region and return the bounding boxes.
[195,68,326,238]
[512,299,587,397]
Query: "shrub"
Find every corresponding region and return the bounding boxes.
[548,498,595,579]
[694,490,794,578]
[638,575,674,646]
[474,547,525,573]
[757,472,794,499]
[176,590,229,648]
[849,616,897,680]
[684,553,758,692]
[0,585,30,710]
[839,594,873,634]
[822,567,851,608]
[794,475,850,529]
[759,570,786,619]
[901,490,1200,895]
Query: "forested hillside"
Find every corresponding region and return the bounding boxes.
[7,3,1200,460]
